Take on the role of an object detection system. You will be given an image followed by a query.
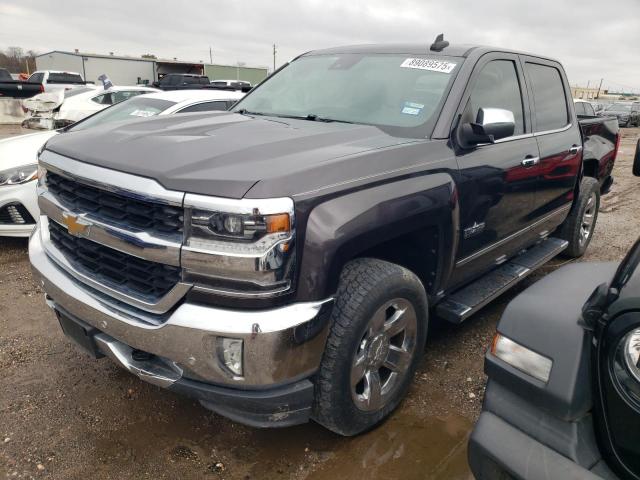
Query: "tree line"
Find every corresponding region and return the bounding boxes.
[0,47,38,74]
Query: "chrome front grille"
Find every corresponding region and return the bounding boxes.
[49,220,181,303]
[45,171,183,236]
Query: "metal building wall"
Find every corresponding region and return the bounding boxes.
[204,65,269,85]
[82,57,154,85]
[35,52,84,76]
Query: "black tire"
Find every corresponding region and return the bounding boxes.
[312,258,428,436]
[558,176,600,258]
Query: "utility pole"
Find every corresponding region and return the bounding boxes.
[596,78,604,99]
[209,46,213,64]
[273,44,277,72]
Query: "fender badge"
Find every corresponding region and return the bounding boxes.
[62,212,91,238]
[463,221,486,239]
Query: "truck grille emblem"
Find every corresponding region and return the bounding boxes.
[62,212,91,238]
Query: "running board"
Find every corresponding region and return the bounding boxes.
[436,237,568,324]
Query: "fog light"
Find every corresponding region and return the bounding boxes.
[491,333,553,383]
[219,338,243,376]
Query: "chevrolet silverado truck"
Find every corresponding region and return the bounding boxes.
[469,146,640,479]
[30,38,621,436]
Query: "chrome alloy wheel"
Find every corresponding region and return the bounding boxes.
[351,298,418,412]
[579,192,597,247]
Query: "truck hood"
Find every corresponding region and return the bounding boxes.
[44,112,419,198]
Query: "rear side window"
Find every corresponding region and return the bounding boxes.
[584,103,595,116]
[177,101,229,113]
[469,60,525,136]
[525,63,569,131]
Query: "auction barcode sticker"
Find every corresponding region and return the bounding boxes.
[400,58,457,73]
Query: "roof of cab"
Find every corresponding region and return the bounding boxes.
[304,43,560,63]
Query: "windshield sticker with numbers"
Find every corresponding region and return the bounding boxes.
[400,58,457,73]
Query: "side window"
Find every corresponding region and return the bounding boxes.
[112,91,145,104]
[469,60,525,136]
[177,101,229,113]
[525,63,569,131]
[584,103,595,116]
[29,72,44,83]
[91,93,114,105]
[574,102,586,116]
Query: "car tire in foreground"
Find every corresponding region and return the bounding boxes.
[559,176,600,258]
[313,258,428,436]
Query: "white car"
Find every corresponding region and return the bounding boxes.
[23,85,159,129]
[0,89,244,237]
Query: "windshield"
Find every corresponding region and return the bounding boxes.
[606,104,632,112]
[70,97,175,131]
[233,53,460,135]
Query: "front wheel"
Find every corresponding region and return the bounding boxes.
[313,258,428,436]
[558,176,600,258]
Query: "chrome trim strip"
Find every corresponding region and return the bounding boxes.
[184,192,294,216]
[533,123,572,137]
[38,191,182,266]
[39,217,191,314]
[456,205,571,267]
[40,150,185,206]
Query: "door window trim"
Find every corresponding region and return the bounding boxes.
[520,56,572,136]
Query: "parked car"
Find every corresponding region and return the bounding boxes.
[152,74,212,90]
[210,79,252,90]
[0,68,44,99]
[574,98,597,117]
[0,89,244,237]
[26,70,86,93]
[22,85,159,129]
[468,147,640,478]
[29,40,620,436]
[599,102,640,127]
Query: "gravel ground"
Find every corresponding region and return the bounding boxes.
[1,125,639,479]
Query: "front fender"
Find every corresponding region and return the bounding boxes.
[296,173,459,301]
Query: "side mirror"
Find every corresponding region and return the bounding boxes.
[634,139,640,177]
[459,108,516,147]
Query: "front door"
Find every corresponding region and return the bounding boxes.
[451,54,539,285]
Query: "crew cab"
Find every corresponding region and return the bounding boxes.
[27,70,86,93]
[469,147,640,479]
[152,74,211,91]
[29,38,620,435]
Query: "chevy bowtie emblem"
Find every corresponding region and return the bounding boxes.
[62,212,91,238]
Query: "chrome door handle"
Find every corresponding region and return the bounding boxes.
[521,156,540,167]
[569,145,582,155]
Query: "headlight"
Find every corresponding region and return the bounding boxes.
[0,164,38,186]
[614,327,640,403]
[182,194,295,298]
[490,333,553,383]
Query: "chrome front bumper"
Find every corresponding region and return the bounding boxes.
[30,223,333,388]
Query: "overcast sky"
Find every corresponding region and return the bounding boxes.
[1,0,639,92]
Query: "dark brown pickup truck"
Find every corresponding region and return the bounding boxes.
[30,38,621,436]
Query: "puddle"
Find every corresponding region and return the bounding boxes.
[304,413,473,480]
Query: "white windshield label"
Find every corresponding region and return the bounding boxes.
[400,58,457,73]
[129,109,157,117]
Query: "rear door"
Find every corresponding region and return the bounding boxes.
[452,53,540,283]
[521,58,582,230]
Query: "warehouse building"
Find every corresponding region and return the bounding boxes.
[35,51,268,86]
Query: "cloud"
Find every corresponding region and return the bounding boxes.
[1,0,638,91]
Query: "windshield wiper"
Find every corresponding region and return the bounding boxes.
[236,109,266,116]
[303,114,354,124]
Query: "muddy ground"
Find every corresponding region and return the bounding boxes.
[1,125,639,480]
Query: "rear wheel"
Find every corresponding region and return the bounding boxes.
[313,258,428,436]
[558,176,600,258]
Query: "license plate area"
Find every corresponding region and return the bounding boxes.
[56,310,104,359]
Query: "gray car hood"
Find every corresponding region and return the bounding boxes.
[44,112,418,199]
